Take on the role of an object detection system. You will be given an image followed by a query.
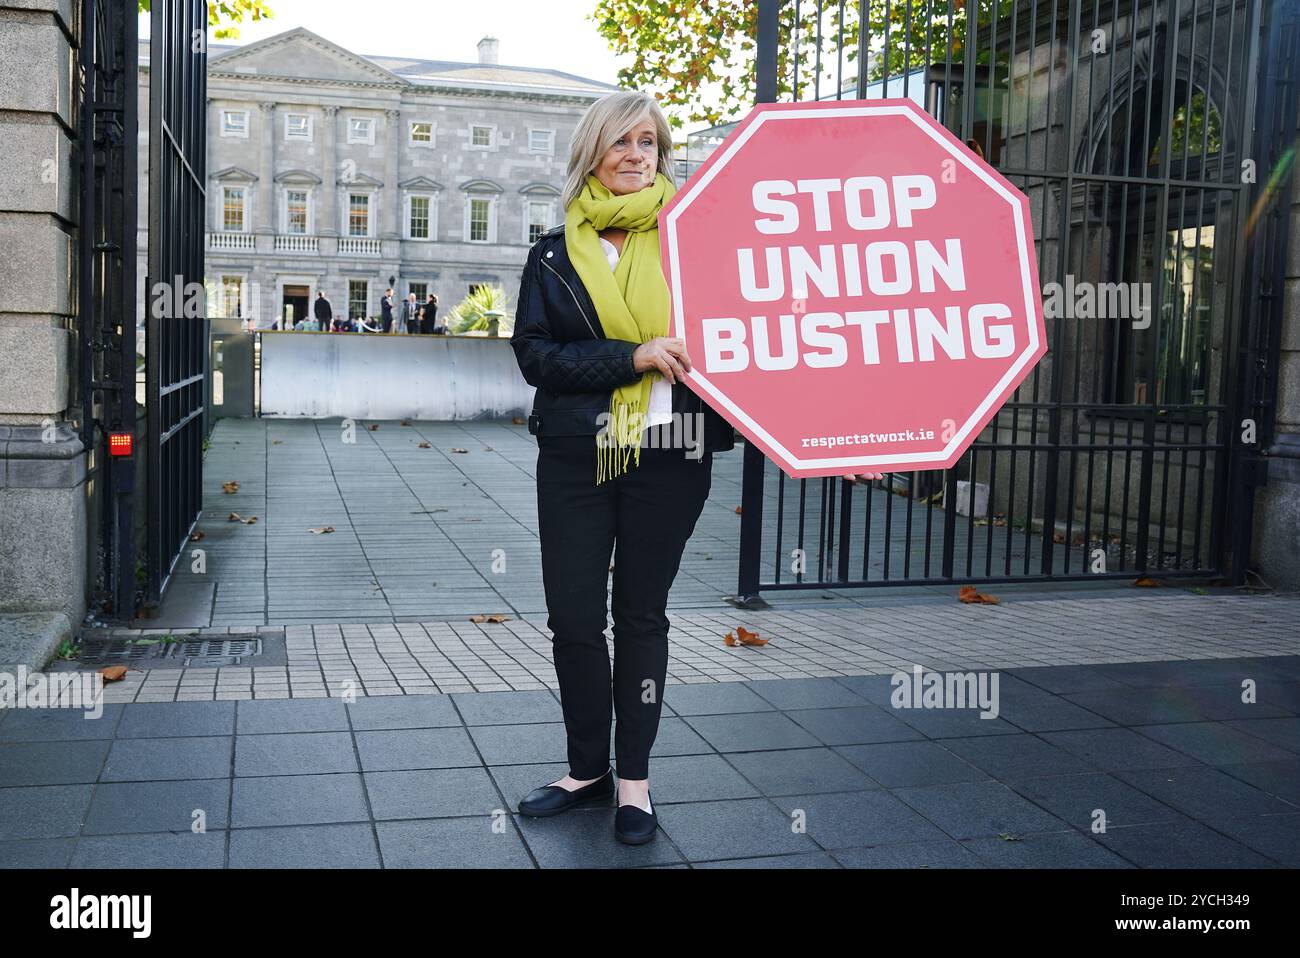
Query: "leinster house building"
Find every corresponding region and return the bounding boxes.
[136,27,619,328]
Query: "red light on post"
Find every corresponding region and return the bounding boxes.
[109,433,133,457]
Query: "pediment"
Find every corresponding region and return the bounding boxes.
[399,176,445,191]
[274,169,323,185]
[337,172,384,188]
[209,27,404,88]
[212,166,259,182]
[519,182,561,196]
[459,178,504,194]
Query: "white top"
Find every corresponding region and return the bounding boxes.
[600,236,674,429]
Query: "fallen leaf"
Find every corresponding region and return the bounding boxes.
[724,632,738,647]
[958,585,1000,605]
[470,613,511,623]
[368,424,380,431]
[222,481,239,494]
[997,832,1023,842]
[1052,531,1066,544]
[189,531,205,542]
[272,439,283,445]
[418,442,431,449]
[244,516,259,524]
[400,420,411,426]
[483,446,494,452]
[1134,577,1160,588]
[308,526,335,535]
[511,416,526,425]
[736,626,767,646]
[734,506,743,515]
[227,513,257,524]
[98,665,128,682]
[451,447,469,453]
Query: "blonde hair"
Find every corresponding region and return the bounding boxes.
[561,90,675,211]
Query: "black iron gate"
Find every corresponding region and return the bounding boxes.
[737,0,1293,603]
[144,0,208,610]
[77,0,138,618]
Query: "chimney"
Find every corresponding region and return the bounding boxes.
[477,36,499,65]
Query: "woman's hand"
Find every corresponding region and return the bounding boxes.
[632,337,692,384]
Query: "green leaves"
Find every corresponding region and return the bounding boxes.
[137,0,274,41]
[591,0,1013,128]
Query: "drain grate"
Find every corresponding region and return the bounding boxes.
[176,637,261,661]
[77,635,264,667]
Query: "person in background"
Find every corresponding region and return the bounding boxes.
[422,293,439,334]
[380,288,395,333]
[314,290,333,330]
[399,292,420,334]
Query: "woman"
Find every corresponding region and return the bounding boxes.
[509,90,736,845]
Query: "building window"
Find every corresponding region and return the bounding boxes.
[348,279,369,320]
[408,195,431,239]
[468,197,492,242]
[213,275,243,318]
[528,129,554,154]
[222,187,246,232]
[285,113,312,141]
[348,194,370,237]
[410,121,434,146]
[221,110,249,138]
[347,116,374,144]
[470,125,494,148]
[408,282,428,302]
[285,190,309,234]
[526,200,553,244]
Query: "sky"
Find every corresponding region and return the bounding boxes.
[141,0,633,89]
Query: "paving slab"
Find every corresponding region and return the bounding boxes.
[5,648,1298,869]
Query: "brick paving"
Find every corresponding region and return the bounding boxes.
[64,592,1300,702]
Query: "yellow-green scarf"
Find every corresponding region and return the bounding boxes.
[565,171,677,484]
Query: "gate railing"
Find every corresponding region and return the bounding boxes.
[144,0,208,610]
[77,0,138,618]
[737,0,1279,603]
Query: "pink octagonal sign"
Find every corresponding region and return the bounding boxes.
[659,99,1046,478]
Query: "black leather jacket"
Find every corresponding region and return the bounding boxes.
[510,223,736,453]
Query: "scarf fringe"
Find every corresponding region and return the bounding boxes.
[595,397,646,485]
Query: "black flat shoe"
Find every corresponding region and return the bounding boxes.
[614,791,657,845]
[517,768,614,817]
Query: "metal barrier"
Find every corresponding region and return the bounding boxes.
[736,0,1291,603]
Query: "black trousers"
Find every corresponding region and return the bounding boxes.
[536,433,712,781]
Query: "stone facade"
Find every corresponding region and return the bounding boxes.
[0,0,84,662]
[136,28,620,329]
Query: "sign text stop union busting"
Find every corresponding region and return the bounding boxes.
[659,99,1047,479]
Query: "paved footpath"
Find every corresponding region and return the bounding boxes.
[8,589,1300,868]
[3,655,1298,868]
[4,417,1297,868]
